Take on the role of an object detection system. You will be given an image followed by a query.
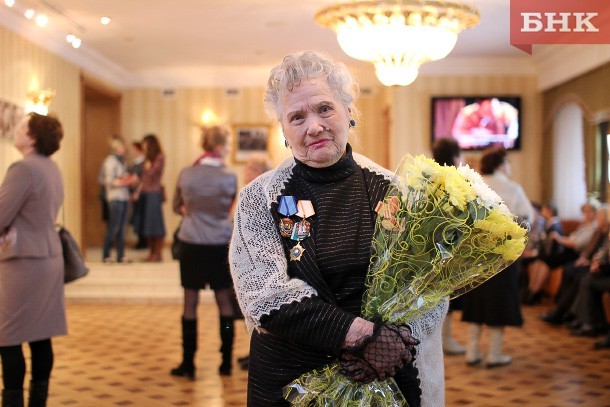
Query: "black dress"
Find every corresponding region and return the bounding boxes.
[247,147,423,407]
[460,260,524,327]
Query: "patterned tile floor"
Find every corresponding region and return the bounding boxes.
[2,301,610,406]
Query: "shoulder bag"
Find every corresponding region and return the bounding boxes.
[171,221,182,260]
[59,226,89,283]
[59,207,89,283]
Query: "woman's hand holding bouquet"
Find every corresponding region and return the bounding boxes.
[283,155,529,407]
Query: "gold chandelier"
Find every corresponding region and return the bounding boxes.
[316,0,480,86]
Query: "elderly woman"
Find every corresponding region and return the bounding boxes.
[171,126,238,379]
[229,51,445,407]
[461,147,534,368]
[0,113,66,407]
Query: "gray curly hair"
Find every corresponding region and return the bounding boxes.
[264,50,359,122]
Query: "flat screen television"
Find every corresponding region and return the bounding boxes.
[431,96,522,150]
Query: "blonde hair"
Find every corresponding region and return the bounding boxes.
[109,135,125,153]
[201,125,231,152]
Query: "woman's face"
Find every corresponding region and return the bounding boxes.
[582,204,596,222]
[115,144,126,156]
[13,117,35,153]
[541,205,554,220]
[280,77,350,168]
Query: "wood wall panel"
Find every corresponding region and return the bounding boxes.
[0,25,82,240]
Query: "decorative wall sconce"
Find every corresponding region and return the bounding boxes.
[200,109,219,125]
[25,89,55,115]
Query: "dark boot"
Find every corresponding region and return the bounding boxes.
[170,318,197,380]
[27,380,48,407]
[1,388,24,407]
[218,317,234,376]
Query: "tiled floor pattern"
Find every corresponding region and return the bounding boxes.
[2,302,610,406]
[443,306,610,407]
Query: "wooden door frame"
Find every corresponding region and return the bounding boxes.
[80,75,122,253]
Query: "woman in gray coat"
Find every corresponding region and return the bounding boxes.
[0,113,66,407]
[170,125,237,379]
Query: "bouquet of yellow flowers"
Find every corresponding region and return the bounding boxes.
[283,155,529,407]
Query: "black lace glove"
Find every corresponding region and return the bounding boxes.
[340,323,419,382]
[397,325,419,358]
[338,351,378,384]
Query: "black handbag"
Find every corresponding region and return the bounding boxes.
[59,226,89,283]
[171,223,182,260]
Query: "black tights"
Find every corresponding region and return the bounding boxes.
[182,287,236,319]
[0,339,53,390]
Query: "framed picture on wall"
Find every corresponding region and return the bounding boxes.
[0,99,24,139]
[232,123,271,163]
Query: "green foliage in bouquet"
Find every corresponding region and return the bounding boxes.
[364,155,528,324]
[284,155,529,407]
[283,364,406,407]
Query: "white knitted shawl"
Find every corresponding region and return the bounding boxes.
[228,152,447,406]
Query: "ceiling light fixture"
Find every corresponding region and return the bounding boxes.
[4,0,87,49]
[315,0,480,86]
[35,13,48,27]
[66,34,81,48]
[100,16,111,25]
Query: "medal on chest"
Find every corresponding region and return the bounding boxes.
[279,218,295,238]
[290,241,305,261]
[277,196,315,262]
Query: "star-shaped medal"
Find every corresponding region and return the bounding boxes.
[289,242,305,261]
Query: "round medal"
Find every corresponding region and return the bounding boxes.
[279,218,295,238]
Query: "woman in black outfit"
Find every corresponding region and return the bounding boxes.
[229,51,444,407]
[170,126,237,379]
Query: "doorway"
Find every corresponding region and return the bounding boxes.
[81,76,121,251]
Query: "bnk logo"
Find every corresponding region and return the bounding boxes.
[510,0,610,54]
[521,13,599,33]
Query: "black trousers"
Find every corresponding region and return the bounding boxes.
[0,339,53,389]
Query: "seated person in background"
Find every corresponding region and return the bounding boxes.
[592,285,610,349]
[520,202,544,291]
[522,202,545,261]
[523,201,566,304]
[529,200,599,306]
[566,234,610,337]
[540,204,609,323]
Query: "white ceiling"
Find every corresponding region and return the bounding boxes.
[1,0,608,88]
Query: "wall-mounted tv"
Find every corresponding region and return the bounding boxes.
[431,96,522,151]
